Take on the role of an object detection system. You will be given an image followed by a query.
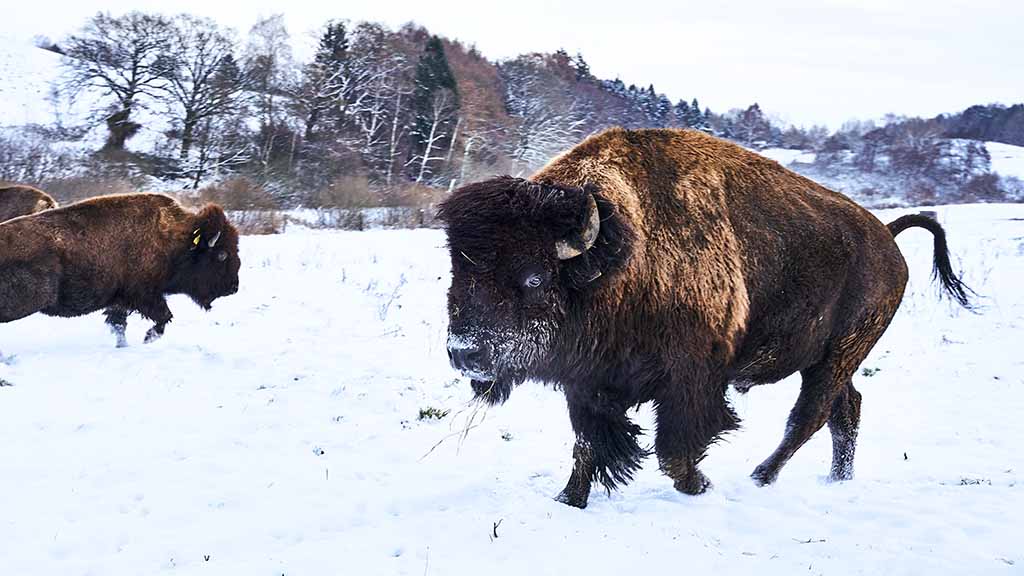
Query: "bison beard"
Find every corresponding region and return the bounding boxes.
[470,378,512,405]
[440,128,973,508]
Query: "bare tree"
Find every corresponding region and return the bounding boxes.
[347,23,414,175]
[385,88,412,187]
[501,56,586,174]
[61,12,172,150]
[181,114,253,188]
[410,89,458,183]
[243,15,299,175]
[158,15,246,160]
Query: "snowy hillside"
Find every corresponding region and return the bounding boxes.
[0,34,166,154]
[986,142,1024,180]
[2,204,1021,575]
[0,38,66,127]
[764,141,1024,185]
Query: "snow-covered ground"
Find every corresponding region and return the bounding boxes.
[1,204,1021,575]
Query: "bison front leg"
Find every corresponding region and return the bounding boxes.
[138,298,173,344]
[653,380,738,495]
[555,439,596,508]
[555,389,646,509]
[104,307,129,348]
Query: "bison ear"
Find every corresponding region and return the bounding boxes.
[192,204,229,251]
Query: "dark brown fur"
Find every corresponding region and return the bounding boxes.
[439,128,971,508]
[0,183,58,222]
[0,193,240,347]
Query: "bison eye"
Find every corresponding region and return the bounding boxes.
[524,273,544,289]
[217,251,228,262]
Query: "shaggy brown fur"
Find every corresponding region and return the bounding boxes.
[439,128,971,508]
[0,193,240,347]
[0,183,58,222]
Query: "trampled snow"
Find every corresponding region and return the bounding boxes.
[1,205,1021,575]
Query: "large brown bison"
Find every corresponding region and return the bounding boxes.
[0,183,58,222]
[439,128,971,508]
[0,193,240,347]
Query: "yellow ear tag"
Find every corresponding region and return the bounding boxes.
[192,229,201,247]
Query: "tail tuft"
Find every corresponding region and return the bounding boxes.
[887,213,974,310]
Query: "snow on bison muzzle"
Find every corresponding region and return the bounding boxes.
[437,127,973,509]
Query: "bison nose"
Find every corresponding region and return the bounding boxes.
[447,339,493,375]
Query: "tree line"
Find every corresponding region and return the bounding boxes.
[14,11,1022,209]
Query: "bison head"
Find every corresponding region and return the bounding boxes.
[171,204,241,309]
[438,176,627,404]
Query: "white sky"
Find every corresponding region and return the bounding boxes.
[9,0,1022,128]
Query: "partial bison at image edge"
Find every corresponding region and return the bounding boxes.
[0,193,241,348]
[439,127,972,509]
[0,183,58,223]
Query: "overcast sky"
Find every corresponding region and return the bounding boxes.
[9,0,1022,128]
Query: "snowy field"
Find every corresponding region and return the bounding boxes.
[1,204,1022,575]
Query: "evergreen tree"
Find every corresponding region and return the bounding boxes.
[410,35,460,182]
[687,98,711,132]
[674,99,691,127]
[572,52,592,80]
[314,21,349,69]
[301,20,351,143]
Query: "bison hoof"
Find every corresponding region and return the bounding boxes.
[554,489,589,509]
[143,330,163,344]
[673,470,712,495]
[828,468,855,483]
[751,464,779,487]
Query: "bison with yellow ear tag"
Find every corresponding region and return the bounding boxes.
[0,193,240,348]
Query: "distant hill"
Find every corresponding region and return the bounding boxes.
[940,104,1024,147]
[0,21,1021,210]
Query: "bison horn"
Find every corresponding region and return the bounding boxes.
[208,230,222,248]
[555,194,600,260]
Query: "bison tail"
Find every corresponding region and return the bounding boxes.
[887,213,974,310]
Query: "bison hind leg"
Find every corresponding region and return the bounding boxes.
[752,305,894,486]
[104,307,130,348]
[827,381,862,481]
[751,361,847,486]
[0,262,58,323]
